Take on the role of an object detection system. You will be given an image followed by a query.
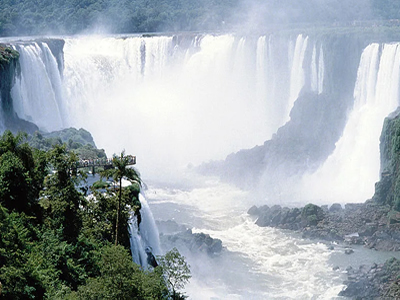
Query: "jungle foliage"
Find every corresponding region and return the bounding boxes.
[1,0,398,37]
[0,129,188,299]
[0,0,238,37]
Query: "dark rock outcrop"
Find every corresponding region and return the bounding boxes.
[250,201,400,250]
[158,220,223,256]
[339,258,400,299]
[373,108,400,210]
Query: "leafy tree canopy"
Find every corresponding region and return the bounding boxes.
[158,247,191,300]
[0,130,191,299]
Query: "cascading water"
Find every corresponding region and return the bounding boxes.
[300,43,400,204]
[11,42,64,131]
[10,35,322,174]
[129,193,161,269]
[56,34,319,180]
[311,44,324,94]
[137,193,161,255]
[129,215,148,267]
[288,34,308,118]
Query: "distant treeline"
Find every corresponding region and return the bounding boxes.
[0,0,399,37]
[0,0,239,37]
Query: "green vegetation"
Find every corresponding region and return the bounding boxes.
[158,248,191,300]
[374,112,400,210]
[372,0,400,20]
[1,0,398,37]
[0,0,238,37]
[301,203,324,226]
[0,45,19,70]
[0,129,190,299]
[100,151,141,246]
[29,128,106,160]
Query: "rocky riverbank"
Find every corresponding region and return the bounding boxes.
[249,201,400,298]
[249,201,400,251]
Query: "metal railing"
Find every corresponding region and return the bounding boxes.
[75,155,136,169]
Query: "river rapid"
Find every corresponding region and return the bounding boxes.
[145,176,345,299]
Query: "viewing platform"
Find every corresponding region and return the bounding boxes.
[75,155,136,170]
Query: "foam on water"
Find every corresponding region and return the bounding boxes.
[146,180,346,299]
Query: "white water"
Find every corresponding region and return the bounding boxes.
[288,35,308,119]
[129,215,148,267]
[301,43,400,204]
[147,180,346,299]
[311,44,324,94]
[137,193,161,255]
[129,193,161,269]
[11,43,65,131]
[11,34,320,180]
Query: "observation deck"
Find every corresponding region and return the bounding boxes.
[75,155,136,172]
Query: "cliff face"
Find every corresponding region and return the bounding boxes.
[0,45,19,116]
[373,109,400,210]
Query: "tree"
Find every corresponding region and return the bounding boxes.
[0,130,46,217]
[158,248,191,300]
[101,151,141,246]
[40,144,85,242]
[71,244,167,300]
[0,205,45,299]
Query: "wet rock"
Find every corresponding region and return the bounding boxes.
[345,249,354,255]
[247,205,260,216]
[156,220,188,235]
[388,211,400,224]
[345,203,364,211]
[145,247,158,268]
[160,228,223,256]
[329,203,343,213]
[301,203,324,226]
[339,278,373,298]
[358,224,377,237]
[340,258,400,299]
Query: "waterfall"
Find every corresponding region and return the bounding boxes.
[143,36,173,78]
[138,193,161,255]
[7,33,326,181]
[256,35,268,101]
[311,44,324,94]
[11,42,64,131]
[300,43,400,203]
[8,33,328,182]
[256,35,279,131]
[129,193,161,268]
[288,35,308,118]
[129,216,148,267]
[318,45,324,94]
[57,34,318,179]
